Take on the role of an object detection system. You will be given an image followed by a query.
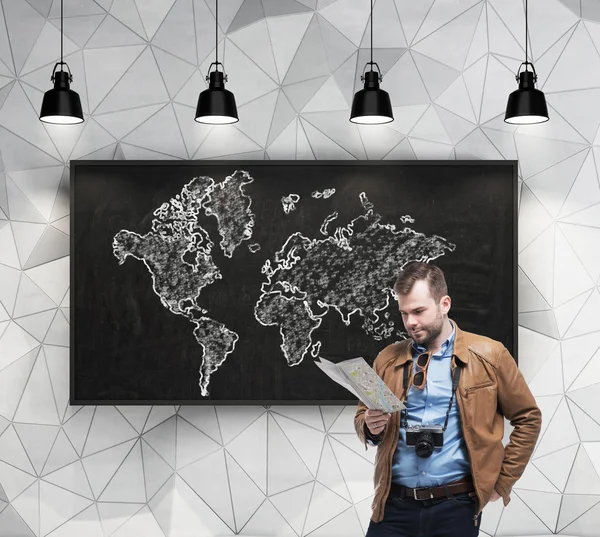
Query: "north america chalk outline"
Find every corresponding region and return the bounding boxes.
[112,172,255,396]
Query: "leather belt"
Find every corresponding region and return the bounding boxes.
[389,477,475,501]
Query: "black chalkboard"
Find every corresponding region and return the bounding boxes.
[71,161,517,404]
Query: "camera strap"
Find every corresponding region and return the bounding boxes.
[401,358,462,432]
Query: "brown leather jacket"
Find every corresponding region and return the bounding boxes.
[354,321,542,523]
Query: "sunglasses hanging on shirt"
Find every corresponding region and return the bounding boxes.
[412,352,430,389]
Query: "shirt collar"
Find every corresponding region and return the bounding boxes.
[412,320,456,357]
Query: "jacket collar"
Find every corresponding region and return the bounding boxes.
[393,319,469,368]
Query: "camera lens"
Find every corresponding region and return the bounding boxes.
[415,432,435,458]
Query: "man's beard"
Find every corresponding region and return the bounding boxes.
[411,309,444,348]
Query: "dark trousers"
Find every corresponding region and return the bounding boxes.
[366,491,482,537]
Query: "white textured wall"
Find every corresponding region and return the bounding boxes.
[0,0,598,535]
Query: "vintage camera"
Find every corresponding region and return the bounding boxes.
[405,424,444,458]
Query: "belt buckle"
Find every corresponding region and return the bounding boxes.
[413,487,432,500]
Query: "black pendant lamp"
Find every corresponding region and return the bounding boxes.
[504,0,548,125]
[39,0,83,125]
[350,0,393,125]
[195,0,238,124]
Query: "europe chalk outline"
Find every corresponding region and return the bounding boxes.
[255,192,456,366]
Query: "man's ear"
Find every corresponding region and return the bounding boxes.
[441,295,451,316]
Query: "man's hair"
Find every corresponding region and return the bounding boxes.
[393,261,448,303]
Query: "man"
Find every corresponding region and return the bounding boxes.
[354,261,541,537]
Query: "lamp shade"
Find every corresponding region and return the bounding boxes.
[504,70,548,125]
[39,70,84,125]
[195,70,239,125]
[350,71,393,125]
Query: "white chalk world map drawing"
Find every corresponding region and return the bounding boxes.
[255,192,455,367]
[112,170,254,396]
[281,193,300,214]
[112,169,455,395]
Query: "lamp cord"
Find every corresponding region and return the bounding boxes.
[370,0,373,69]
[525,0,528,71]
[60,0,63,66]
[215,0,219,71]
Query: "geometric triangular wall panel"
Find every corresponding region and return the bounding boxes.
[0,1,599,535]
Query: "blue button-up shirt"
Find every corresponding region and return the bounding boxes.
[391,322,471,487]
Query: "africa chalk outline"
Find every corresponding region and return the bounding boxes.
[255,192,456,366]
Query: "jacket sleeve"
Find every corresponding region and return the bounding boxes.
[354,399,369,450]
[494,345,542,503]
[354,352,385,450]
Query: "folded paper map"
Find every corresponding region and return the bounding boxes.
[315,357,405,413]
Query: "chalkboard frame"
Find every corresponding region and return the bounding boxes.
[70,160,518,406]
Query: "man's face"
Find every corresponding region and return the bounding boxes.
[397,279,450,347]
